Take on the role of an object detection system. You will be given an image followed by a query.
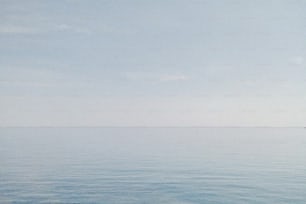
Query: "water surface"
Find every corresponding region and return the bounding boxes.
[1,127,306,203]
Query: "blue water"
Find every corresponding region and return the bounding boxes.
[0,127,306,203]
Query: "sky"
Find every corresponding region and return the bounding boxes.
[0,0,306,127]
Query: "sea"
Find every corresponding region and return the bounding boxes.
[0,127,305,203]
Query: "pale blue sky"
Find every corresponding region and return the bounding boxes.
[1,0,306,126]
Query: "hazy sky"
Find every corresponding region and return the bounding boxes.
[1,0,306,127]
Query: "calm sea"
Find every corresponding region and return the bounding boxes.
[0,127,305,203]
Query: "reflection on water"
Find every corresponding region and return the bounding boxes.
[1,128,306,203]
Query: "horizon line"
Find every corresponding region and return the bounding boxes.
[0,126,305,128]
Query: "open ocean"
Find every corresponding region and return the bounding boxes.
[0,127,305,203]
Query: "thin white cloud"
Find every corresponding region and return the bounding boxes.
[289,56,304,66]
[0,80,57,88]
[159,74,189,82]
[0,25,37,34]
[55,24,92,34]
[0,23,91,35]
[123,72,190,82]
